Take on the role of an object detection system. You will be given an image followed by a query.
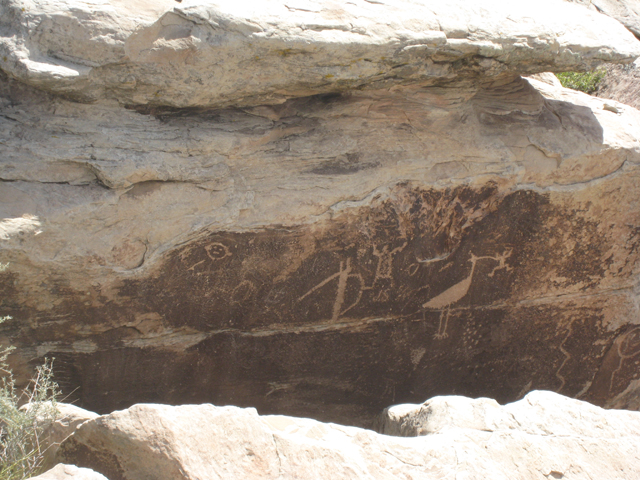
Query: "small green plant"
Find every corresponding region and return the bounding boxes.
[556,69,606,94]
[0,279,59,480]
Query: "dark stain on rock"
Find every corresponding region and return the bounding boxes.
[120,183,519,332]
[58,434,128,480]
[0,269,19,307]
[307,152,378,175]
[6,183,634,427]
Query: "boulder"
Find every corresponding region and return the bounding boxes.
[377,389,640,438]
[15,402,97,473]
[29,464,109,480]
[55,392,640,480]
[0,0,638,107]
[2,0,640,428]
[18,402,98,471]
[40,403,100,471]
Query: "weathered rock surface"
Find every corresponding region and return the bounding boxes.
[54,392,640,480]
[597,58,640,110]
[3,70,640,426]
[567,0,640,38]
[377,389,640,439]
[39,403,100,471]
[2,0,640,428]
[1,0,639,108]
[31,464,109,480]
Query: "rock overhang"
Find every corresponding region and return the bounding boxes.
[1,0,640,108]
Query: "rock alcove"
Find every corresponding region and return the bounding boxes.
[1,0,640,430]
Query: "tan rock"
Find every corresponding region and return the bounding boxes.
[29,464,109,480]
[566,0,640,38]
[0,0,639,107]
[55,393,640,480]
[40,403,100,471]
[377,390,640,438]
[526,72,563,87]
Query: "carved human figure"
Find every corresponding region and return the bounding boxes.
[299,258,365,322]
[372,241,407,281]
[371,241,407,301]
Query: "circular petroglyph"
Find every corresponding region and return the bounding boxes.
[205,242,231,261]
[619,326,640,359]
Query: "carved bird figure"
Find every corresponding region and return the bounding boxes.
[423,253,481,339]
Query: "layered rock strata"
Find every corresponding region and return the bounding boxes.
[1,0,640,427]
[1,0,638,107]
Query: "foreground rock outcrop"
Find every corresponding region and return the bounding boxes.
[48,392,640,480]
[2,0,640,427]
[38,403,100,471]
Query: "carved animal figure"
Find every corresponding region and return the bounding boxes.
[423,253,481,339]
[423,250,511,339]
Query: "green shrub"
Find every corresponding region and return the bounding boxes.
[0,315,60,480]
[555,70,606,94]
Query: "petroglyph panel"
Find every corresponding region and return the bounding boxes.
[121,183,526,331]
[3,180,640,427]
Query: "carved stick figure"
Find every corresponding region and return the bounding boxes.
[299,258,364,322]
[487,248,513,277]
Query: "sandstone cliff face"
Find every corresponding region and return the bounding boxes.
[2,0,640,428]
